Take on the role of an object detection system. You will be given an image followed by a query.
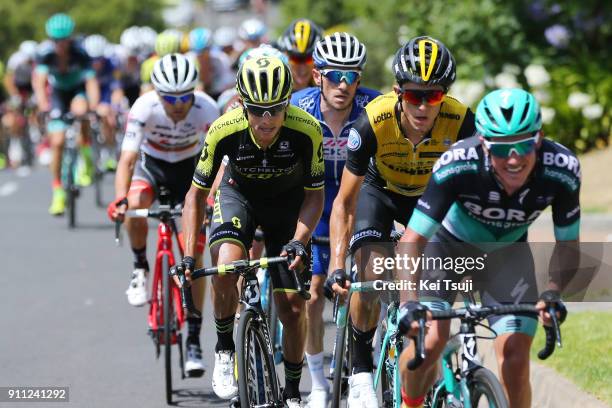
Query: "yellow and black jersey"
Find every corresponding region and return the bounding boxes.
[345,91,475,196]
[192,105,324,197]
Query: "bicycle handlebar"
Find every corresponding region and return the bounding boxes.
[174,255,311,317]
[403,302,563,370]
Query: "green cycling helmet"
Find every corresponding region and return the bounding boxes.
[476,88,542,138]
[46,13,75,40]
[155,31,181,56]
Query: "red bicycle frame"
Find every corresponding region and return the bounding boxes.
[148,220,185,344]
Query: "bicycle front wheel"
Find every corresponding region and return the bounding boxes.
[332,318,349,408]
[236,308,281,407]
[162,254,174,404]
[468,367,509,408]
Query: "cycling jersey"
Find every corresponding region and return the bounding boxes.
[35,41,95,91]
[408,136,581,242]
[346,91,475,196]
[291,85,381,274]
[7,51,34,88]
[91,57,121,104]
[192,105,325,197]
[122,91,219,163]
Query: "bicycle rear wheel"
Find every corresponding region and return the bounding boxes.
[162,255,174,404]
[236,308,281,407]
[65,150,77,229]
[468,367,509,408]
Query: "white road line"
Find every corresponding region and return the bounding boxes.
[0,181,18,197]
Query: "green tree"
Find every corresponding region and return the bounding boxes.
[0,0,164,61]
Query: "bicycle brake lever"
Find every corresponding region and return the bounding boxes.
[175,267,201,318]
[548,304,563,348]
[114,220,122,247]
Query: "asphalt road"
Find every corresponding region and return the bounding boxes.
[0,167,336,407]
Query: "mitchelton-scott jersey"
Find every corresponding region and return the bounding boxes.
[192,105,324,197]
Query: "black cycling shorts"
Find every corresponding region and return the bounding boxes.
[418,226,539,336]
[208,182,312,293]
[132,152,198,204]
[350,182,419,253]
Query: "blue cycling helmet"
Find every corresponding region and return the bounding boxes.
[189,27,212,53]
[46,13,75,40]
[476,89,542,138]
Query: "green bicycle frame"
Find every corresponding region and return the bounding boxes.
[373,300,403,408]
[332,281,404,408]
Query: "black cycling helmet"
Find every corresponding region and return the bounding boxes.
[392,36,456,90]
[277,18,323,57]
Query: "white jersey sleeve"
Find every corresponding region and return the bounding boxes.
[121,92,150,153]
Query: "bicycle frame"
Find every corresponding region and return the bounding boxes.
[330,281,404,408]
[374,300,403,408]
[148,215,185,342]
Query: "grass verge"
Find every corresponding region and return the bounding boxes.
[531,311,612,405]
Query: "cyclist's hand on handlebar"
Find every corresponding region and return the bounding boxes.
[171,256,195,288]
[282,239,308,271]
[107,197,128,222]
[325,268,350,302]
[536,290,568,327]
[398,302,430,338]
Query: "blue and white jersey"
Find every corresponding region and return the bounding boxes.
[291,86,380,188]
[290,86,380,274]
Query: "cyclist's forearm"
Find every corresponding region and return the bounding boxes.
[328,199,355,273]
[86,78,100,108]
[114,151,137,199]
[183,186,208,258]
[292,188,324,244]
[398,229,428,303]
[33,73,49,109]
[3,73,18,97]
[547,239,580,294]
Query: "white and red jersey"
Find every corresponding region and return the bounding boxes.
[122,90,220,162]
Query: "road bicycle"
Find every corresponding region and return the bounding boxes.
[60,113,83,229]
[115,186,206,404]
[401,292,564,408]
[175,255,311,408]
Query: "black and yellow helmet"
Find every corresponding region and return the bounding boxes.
[392,36,456,90]
[236,56,293,104]
[277,18,323,57]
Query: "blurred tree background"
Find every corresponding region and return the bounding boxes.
[0,0,164,59]
[0,0,609,153]
[280,0,611,152]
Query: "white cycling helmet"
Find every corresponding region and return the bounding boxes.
[84,34,108,58]
[19,40,38,60]
[313,32,367,69]
[238,18,267,42]
[151,53,199,93]
[214,26,237,48]
[120,26,141,54]
[139,26,158,57]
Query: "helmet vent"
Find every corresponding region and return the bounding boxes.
[501,107,514,123]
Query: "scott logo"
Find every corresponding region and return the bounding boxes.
[373,112,392,124]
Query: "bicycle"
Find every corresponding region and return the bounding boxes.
[89,114,106,208]
[60,113,83,229]
[175,255,311,408]
[115,186,193,405]
[401,293,564,408]
[326,231,404,408]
